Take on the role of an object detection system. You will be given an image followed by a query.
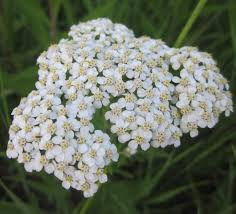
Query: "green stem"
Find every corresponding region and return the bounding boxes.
[0,70,11,127]
[174,0,207,48]
[80,198,93,214]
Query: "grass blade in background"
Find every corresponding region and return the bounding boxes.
[14,0,50,47]
[174,0,207,47]
[0,179,32,214]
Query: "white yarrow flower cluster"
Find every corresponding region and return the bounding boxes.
[7,18,233,197]
[168,47,233,137]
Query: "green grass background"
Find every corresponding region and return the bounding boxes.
[0,0,236,213]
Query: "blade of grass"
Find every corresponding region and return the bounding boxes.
[61,0,75,25]
[172,142,201,164]
[16,165,35,205]
[0,107,8,129]
[0,0,14,51]
[0,201,25,214]
[219,204,236,214]
[15,0,49,47]
[147,181,209,204]
[0,178,31,214]
[189,179,203,214]
[229,0,236,52]
[227,159,234,214]
[72,203,83,214]
[0,70,10,126]
[185,132,236,170]
[109,191,129,214]
[151,152,174,184]
[82,0,93,13]
[0,151,6,158]
[228,0,236,93]
[174,0,207,47]
[187,14,219,45]
[144,152,175,197]
[204,3,236,15]
[48,0,60,41]
[232,145,236,160]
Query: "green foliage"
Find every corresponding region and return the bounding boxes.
[0,0,236,213]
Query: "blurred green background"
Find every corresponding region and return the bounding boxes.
[0,0,236,213]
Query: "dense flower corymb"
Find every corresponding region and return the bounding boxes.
[6,18,233,197]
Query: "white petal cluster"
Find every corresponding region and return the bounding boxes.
[7,18,233,197]
[168,47,233,137]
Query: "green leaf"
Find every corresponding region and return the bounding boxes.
[140,15,159,38]
[0,201,24,214]
[14,0,49,47]
[28,174,70,214]
[87,180,146,214]
[3,67,37,96]
[82,0,117,21]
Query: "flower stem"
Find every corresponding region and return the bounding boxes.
[174,0,207,48]
[80,197,93,214]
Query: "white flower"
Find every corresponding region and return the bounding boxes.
[151,125,171,148]
[62,167,78,189]
[180,113,199,137]
[97,69,122,95]
[54,141,75,163]
[105,102,124,123]
[117,93,137,110]
[17,153,34,172]
[135,98,152,116]
[93,130,110,146]
[66,95,94,119]
[40,119,56,141]
[136,114,153,137]
[91,88,109,108]
[176,92,194,108]
[172,69,197,93]
[79,181,98,198]
[55,116,80,138]
[111,120,131,143]
[168,125,182,147]
[104,144,119,164]
[82,143,105,167]
[95,168,107,183]
[129,128,151,151]
[121,110,137,130]
[34,153,54,173]
[85,68,98,91]
[6,143,18,158]
[6,18,233,198]
[54,161,67,180]
[77,161,97,182]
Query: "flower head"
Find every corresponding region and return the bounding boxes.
[7,18,233,197]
